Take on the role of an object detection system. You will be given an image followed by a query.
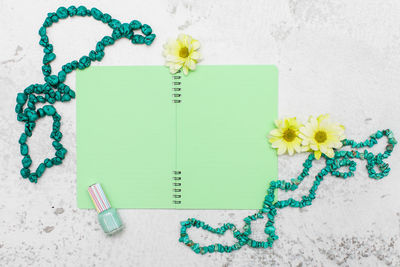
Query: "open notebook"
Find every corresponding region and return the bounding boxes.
[76,65,278,209]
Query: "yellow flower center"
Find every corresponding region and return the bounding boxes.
[314,131,327,143]
[283,128,296,142]
[179,46,189,58]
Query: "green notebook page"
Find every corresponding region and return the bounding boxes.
[76,65,278,209]
[177,65,278,209]
[77,66,174,208]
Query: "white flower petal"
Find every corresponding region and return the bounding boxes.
[294,144,302,153]
[186,59,196,70]
[301,145,310,152]
[191,39,200,50]
[309,116,318,129]
[332,141,343,149]
[270,129,282,137]
[271,139,283,149]
[277,145,286,155]
[275,119,284,128]
[288,146,294,155]
[166,55,183,63]
[300,126,314,138]
[325,148,335,158]
[310,144,318,151]
[190,51,201,60]
[169,65,179,74]
[177,34,187,43]
[319,145,329,154]
[182,66,189,75]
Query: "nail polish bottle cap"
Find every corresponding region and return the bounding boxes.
[88,183,112,213]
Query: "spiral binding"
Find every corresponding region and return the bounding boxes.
[172,70,182,204]
[172,70,182,103]
[173,170,182,204]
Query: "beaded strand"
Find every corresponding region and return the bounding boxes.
[179,129,397,254]
[16,6,155,183]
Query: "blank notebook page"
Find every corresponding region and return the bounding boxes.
[177,65,278,209]
[77,66,174,208]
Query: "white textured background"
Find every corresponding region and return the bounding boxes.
[1,0,400,266]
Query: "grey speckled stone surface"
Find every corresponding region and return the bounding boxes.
[1,0,400,266]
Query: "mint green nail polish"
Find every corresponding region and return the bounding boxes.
[88,183,123,235]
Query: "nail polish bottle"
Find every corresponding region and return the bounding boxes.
[88,183,123,235]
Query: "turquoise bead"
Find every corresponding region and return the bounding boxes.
[15,104,23,115]
[67,6,77,16]
[20,168,30,178]
[56,7,68,19]
[37,108,45,118]
[39,26,46,36]
[95,51,105,61]
[119,23,130,36]
[108,19,121,29]
[55,91,61,101]
[89,50,97,60]
[132,35,144,44]
[53,121,60,130]
[144,34,156,45]
[47,97,55,104]
[58,70,66,82]
[52,141,62,150]
[76,6,88,16]
[37,96,45,103]
[43,105,56,115]
[102,36,115,46]
[101,13,111,23]
[141,24,152,35]
[265,226,275,234]
[96,42,104,52]
[22,156,32,168]
[61,94,71,102]
[79,56,91,68]
[36,163,46,177]
[19,133,27,144]
[91,7,103,20]
[43,44,53,54]
[71,60,79,69]
[40,36,49,46]
[29,173,38,183]
[130,20,141,29]
[52,157,62,165]
[16,93,27,104]
[44,158,53,168]
[43,53,56,64]
[51,131,62,141]
[49,13,59,23]
[55,148,67,159]
[26,110,38,122]
[20,144,28,155]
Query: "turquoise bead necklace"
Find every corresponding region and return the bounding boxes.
[16,6,396,255]
[179,130,397,254]
[15,6,155,183]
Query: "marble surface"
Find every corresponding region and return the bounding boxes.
[1,0,400,266]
